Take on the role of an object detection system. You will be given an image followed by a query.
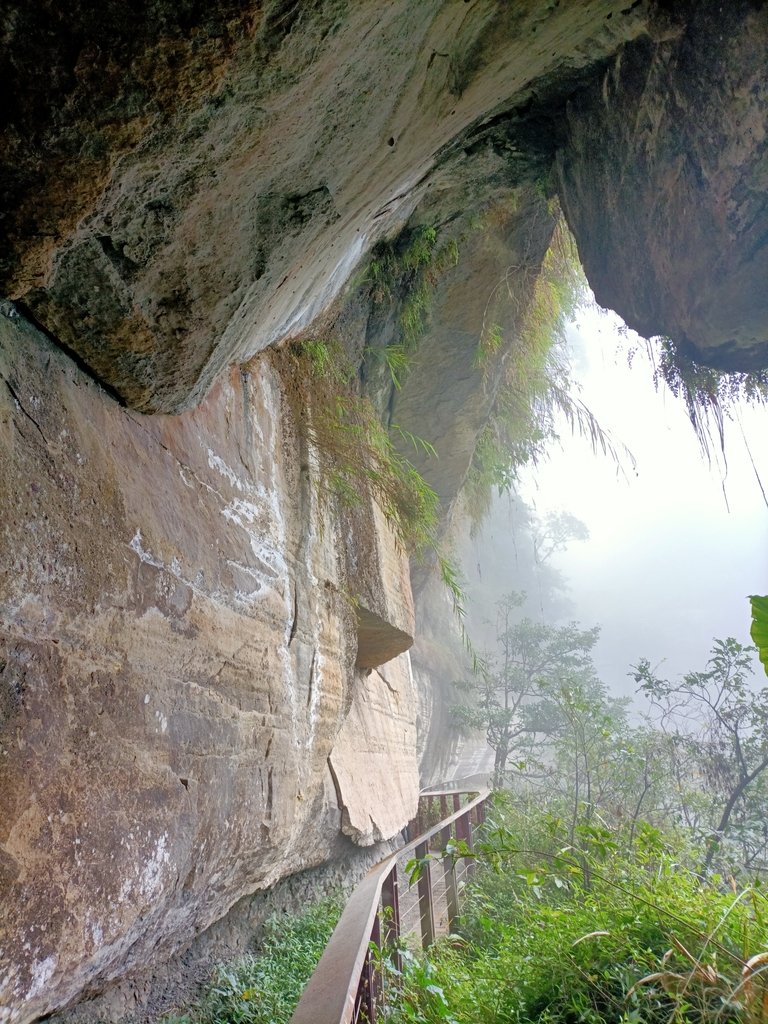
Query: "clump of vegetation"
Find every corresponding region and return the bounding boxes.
[163,896,341,1024]
[750,596,768,676]
[387,802,768,1024]
[367,225,459,348]
[646,336,768,465]
[453,593,768,877]
[391,616,768,1022]
[363,224,460,388]
[278,337,441,554]
[275,338,474,638]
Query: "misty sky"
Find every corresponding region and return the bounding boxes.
[516,306,768,698]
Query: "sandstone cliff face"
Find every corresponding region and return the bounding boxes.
[2,1,768,1021]
[0,311,417,1023]
[1,0,648,413]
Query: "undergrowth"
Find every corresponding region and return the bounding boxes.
[163,896,341,1024]
[386,799,768,1024]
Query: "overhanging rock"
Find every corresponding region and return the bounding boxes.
[355,605,413,670]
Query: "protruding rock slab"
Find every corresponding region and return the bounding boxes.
[329,654,419,846]
[1,0,649,411]
[557,1,768,371]
[355,606,413,670]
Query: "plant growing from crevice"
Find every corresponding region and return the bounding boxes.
[465,213,631,528]
[274,339,478,653]
[278,338,441,552]
[644,335,768,476]
[363,224,460,388]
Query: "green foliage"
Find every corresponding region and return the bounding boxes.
[375,343,410,390]
[278,339,480,654]
[280,338,441,555]
[163,897,341,1024]
[648,336,768,462]
[386,804,768,1024]
[452,598,602,785]
[474,322,504,370]
[460,604,768,875]
[390,632,768,1024]
[632,638,768,872]
[365,224,460,358]
[749,596,768,678]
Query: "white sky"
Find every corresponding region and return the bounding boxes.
[518,305,768,696]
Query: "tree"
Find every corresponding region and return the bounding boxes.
[531,510,590,567]
[452,596,599,785]
[632,637,768,871]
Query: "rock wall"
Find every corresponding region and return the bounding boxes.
[48,841,399,1023]
[2,1,768,1020]
[1,0,648,413]
[557,0,768,371]
[0,310,417,1024]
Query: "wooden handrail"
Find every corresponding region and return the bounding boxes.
[290,783,489,1024]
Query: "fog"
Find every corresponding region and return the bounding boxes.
[466,305,768,700]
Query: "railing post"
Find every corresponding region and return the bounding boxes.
[381,866,402,973]
[455,809,476,880]
[443,820,460,932]
[415,839,435,948]
[475,798,487,825]
[289,784,489,1024]
[358,912,382,1023]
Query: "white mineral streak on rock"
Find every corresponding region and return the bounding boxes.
[24,955,56,1002]
[207,449,244,491]
[128,529,163,569]
[139,834,170,898]
[0,312,417,1023]
[214,366,300,746]
[264,233,368,346]
[307,649,323,752]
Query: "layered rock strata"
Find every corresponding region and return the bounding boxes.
[1,1,768,1021]
[0,311,417,1022]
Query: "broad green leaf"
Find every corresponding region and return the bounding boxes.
[749,596,768,677]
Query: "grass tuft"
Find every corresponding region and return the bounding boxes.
[163,897,342,1024]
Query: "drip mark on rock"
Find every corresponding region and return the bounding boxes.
[288,585,298,646]
[4,379,48,443]
[307,648,316,707]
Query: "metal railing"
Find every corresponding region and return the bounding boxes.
[290,778,489,1024]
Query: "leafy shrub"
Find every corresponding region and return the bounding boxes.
[164,897,342,1024]
[387,802,768,1024]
